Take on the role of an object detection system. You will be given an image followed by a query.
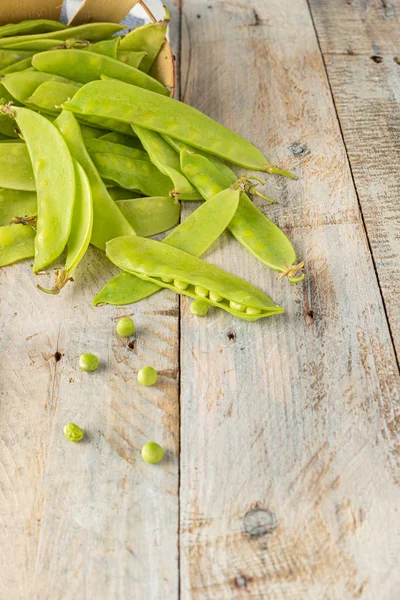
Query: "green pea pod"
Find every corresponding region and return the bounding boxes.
[2,39,66,51]
[0,23,124,48]
[93,186,240,306]
[53,110,134,250]
[33,50,169,95]
[0,19,67,39]
[38,160,93,294]
[1,106,76,272]
[0,188,37,225]
[80,125,104,140]
[1,71,71,104]
[98,130,144,150]
[62,79,293,176]
[119,20,168,73]
[26,81,82,114]
[117,50,147,69]
[90,152,173,197]
[0,83,20,138]
[84,138,147,161]
[116,196,180,237]
[107,187,140,200]
[0,49,34,70]
[0,223,35,266]
[132,125,200,199]
[106,235,283,321]
[180,150,305,284]
[1,57,32,74]
[86,39,119,59]
[0,143,35,191]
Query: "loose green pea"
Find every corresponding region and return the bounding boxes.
[138,366,158,386]
[174,279,188,290]
[191,300,209,317]
[246,306,261,315]
[230,300,246,312]
[194,285,209,298]
[116,316,135,337]
[63,422,84,442]
[79,353,99,372]
[209,291,223,303]
[141,441,164,464]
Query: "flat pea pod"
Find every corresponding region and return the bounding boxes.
[106,236,283,321]
[33,50,169,95]
[132,125,200,200]
[90,153,173,197]
[62,79,293,176]
[86,39,119,59]
[117,50,147,69]
[180,150,305,284]
[0,23,124,48]
[0,223,35,266]
[116,196,180,237]
[0,20,67,39]
[84,138,147,161]
[107,187,141,200]
[1,70,71,104]
[93,186,240,306]
[54,110,134,250]
[38,160,93,294]
[2,39,66,51]
[0,188,37,225]
[2,106,76,272]
[26,81,82,115]
[119,20,168,73]
[98,131,144,150]
[0,143,35,191]
[0,49,33,70]
[1,57,32,74]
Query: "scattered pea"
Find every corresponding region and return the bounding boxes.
[191,299,209,316]
[116,316,135,336]
[79,353,99,372]
[194,285,209,298]
[141,441,164,464]
[174,279,188,290]
[209,291,223,303]
[138,365,158,386]
[229,300,246,312]
[63,422,84,442]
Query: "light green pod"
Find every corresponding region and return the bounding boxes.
[0,188,37,225]
[90,152,173,197]
[2,39,65,51]
[107,187,140,201]
[0,23,124,47]
[33,50,169,95]
[4,106,76,272]
[84,138,147,161]
[0,19,67,39]
[117,50,147,69]
[86,39,119,59]
[0,83,20,138]
[0,49,34,70]
[0,223,35,266]
[119,20,168,73]
[98,130,144,150]
[1,70,69,104]
[79,124,104,140]
[0,143,35,191]
[116,196,180,237]
[1,57,33,74]
[106,236,283,321]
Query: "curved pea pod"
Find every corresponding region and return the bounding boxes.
[53,110,134,250]
[106,236,283,321]
[38,160,93,294]
[26,81,82,114]
[1,57,33,74]
[0,20,67,39]
[132,125,200,200]
[90,153,173,197]
[33,50,169,95]
[1,71,70,104]
[116,196,180,237]
[0,188,37,225]
[181,151,305,284]
[0,223,35,266]
[2,39,66,51]
[2,106,76,272]
[62,79,293,176]
[0,49,34,70]
[0,23,124,48]
[119,19,168,73]
[86,39,119,59]
[84,138,147,161]
[117,50,147,69]
[94,186,240,306]
[0,143,35,191]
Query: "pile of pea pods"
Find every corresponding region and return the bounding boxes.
[0,16,305,322]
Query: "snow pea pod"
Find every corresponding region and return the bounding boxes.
[0,143,35,190]
[53,110,134,250]
[2,39,66,51]
[33,50,169,95]
[62,79,293,176]
[98,130,144,150]
[116,196,180,237]
[132,125,200,199]
[86,39,119,59]
[0,106,76,272]
[38,160,93,294]
[84,138,147,161]
[0,83,20,138]
[180,150,305,284]
[90,153,173,197]
[119,20,168,73]
[0,223,35,266]
[117,50,147,69]
[107,187,140,200]
[1,57,32,74]
[0,49,33,70]
[0,23,124,48]
[106,236,283,321]
[0,188,37,225]
[93,187,240,306]
[1,70,70,104]
[0,20,67,39]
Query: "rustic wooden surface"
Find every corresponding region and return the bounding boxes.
[1,0,400,599]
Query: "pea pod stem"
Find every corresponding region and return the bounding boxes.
[277,261,305,284]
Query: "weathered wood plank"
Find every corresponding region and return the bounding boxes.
[179,0,400,598]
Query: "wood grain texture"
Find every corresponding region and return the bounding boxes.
[179,0,400,598]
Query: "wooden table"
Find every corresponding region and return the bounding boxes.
[1,0,400,598]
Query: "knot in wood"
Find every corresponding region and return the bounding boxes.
[243,508,277,537]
